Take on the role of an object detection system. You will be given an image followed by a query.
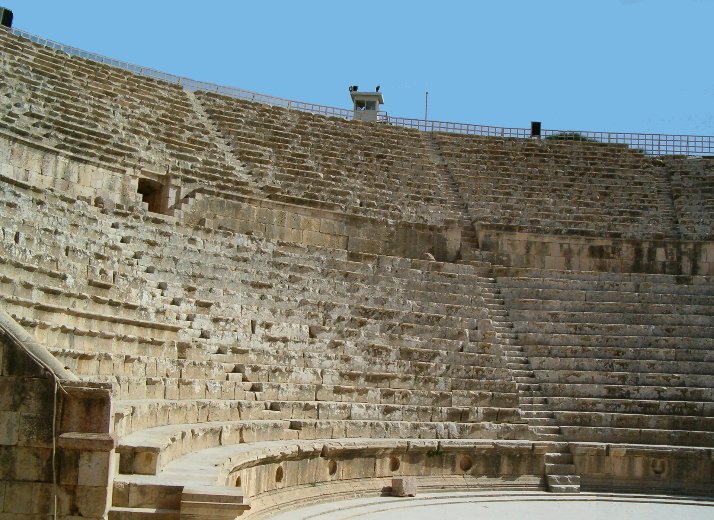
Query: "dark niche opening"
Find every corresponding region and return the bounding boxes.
[137,178,163,213]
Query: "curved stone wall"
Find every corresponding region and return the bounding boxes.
[1,25,714,520]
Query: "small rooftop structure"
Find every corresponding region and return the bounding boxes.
[349,85,384,122]
[0,6,13,28]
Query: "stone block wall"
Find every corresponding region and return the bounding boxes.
[228,440,546,518]
[0,332,57,518]
[0,133,147,210]
[572,443,714,496]
[0,312,116,519]
[479,225,714,275]
[185,194,462,262]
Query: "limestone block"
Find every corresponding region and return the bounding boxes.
[297,215,321,232]
[12,446,52,481]
[304,230,347,249]
[3,481,39,514]
[0,447,14,480]
[75,484,110,518]
[18,413,52,448]
[0,412,18,446]
[78,450,114,487]
[179,379,205,400]
[391,477,417,497]
[164,379,179,400]
[220,424,242,446]
[320,219,347,236]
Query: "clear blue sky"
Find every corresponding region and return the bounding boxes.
[7,0,714,135]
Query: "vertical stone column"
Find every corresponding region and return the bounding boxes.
[0,339,57,518]
[57,382,117,520]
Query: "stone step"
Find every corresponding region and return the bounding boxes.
[523,417,559,426]
[546,474,581,493]
[544,452,573,464]
[546,483,581,494]
[181,485,250,517]
[108,507,179,520]
[520,404,550,412]
[521,410,554,419]
[531,425,561,435]
[510,367,534,375]
[545,462,577,475]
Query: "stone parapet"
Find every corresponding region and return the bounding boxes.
[479,225,714,275]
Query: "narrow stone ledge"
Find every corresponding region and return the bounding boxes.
[59,431,117,451]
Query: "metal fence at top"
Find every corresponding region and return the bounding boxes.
[381,116,714,156]
[6,26,714,157]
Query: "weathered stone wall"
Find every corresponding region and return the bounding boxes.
[479,225,714,275]
[572,443,714,496]
[0,132,148,209]
[234,441,545,503]
[184,194,462,262]
[0,312,116,519]
[0,327,56,518]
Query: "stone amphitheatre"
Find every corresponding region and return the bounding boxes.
[0,17,713,520]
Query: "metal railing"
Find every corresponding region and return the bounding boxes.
[6,26,713,156]
[382,116,714,156]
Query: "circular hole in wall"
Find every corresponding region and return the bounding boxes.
[235,475,242,487]
[651,459,666,475]
[275,465,284,483]
[328,459,337,476]
[390,456,401,472]
[459,455,473,472]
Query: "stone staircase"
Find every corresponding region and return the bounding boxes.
[458,262,582,493]
[544,446,581,493]
[484,283,563,442]
[184,89,255,185]
[422,132,481,261]
[651,162,682,239]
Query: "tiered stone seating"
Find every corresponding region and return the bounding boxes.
[3,25,714,515]
[196,91,464,224]
[499,268,714,446]
[0,29,251,197]
[665,156,714,239]
[434,134,678,239]
[0,173,526,484]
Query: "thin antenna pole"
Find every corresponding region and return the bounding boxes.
[424,91,429,123]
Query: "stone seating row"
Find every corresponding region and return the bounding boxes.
[2,193,500,356]
[112,397,523,440]
[500,274,714,295]
[511,308,713,327]
[1,186,490,330]
[530,377,714,431]
[508,298,713,317]
[436,133,648,164]
[435,132,677,239]
[1,256,493,349]
[6,297,507,395]
[666,157,714,240]
[115,423,536,481]
[530,357,714,379]
[524,343,713,362]
[196,91,463,224]
[0,175,522,450]
[3,29,711,246]
[0,30,251,196]
[559,425,714,446]
[113,435,537,508]
[545,395,714,416]
[456,188,665,215]
[499,267,714,445]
